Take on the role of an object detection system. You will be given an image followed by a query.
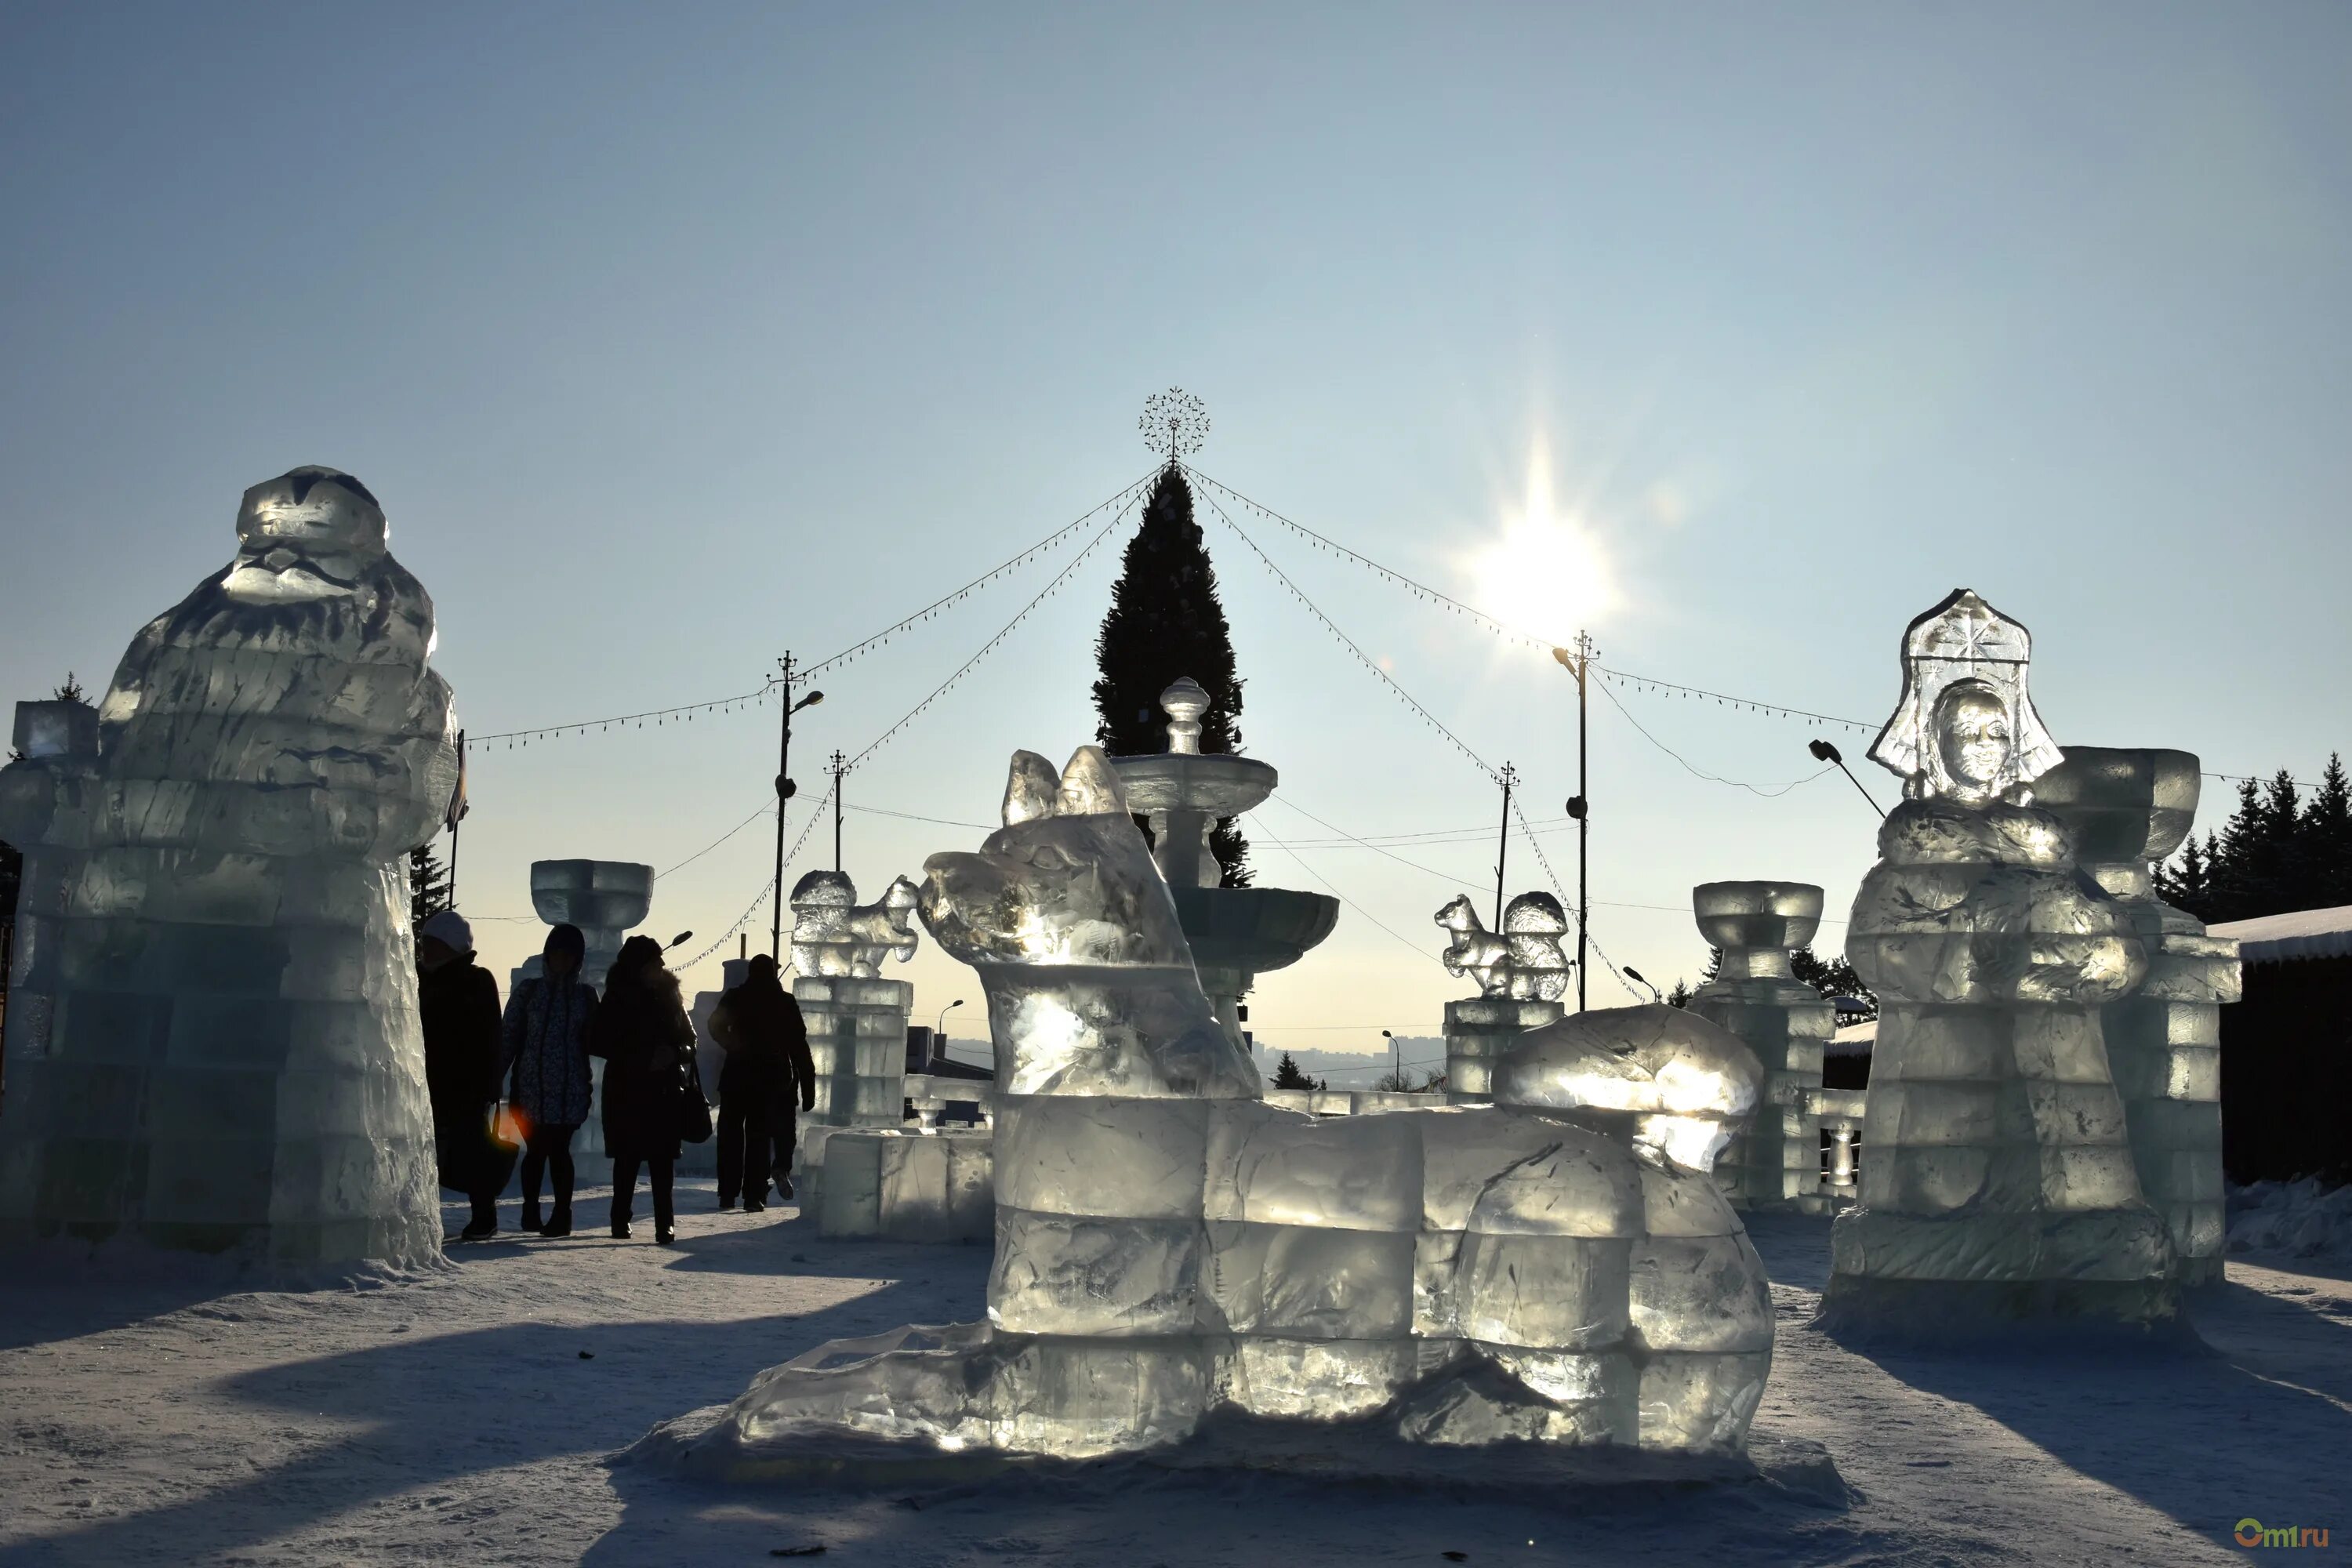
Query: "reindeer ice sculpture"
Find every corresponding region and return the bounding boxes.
[720,747,1774,1460]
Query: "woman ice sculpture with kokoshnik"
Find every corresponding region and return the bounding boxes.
[1824,589,2176,1333]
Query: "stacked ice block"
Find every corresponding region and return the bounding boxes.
[1687,882,1835,1212]
[2034,747,2239,1287]
[0,468,456,1267]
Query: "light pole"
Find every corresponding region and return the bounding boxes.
[1552,635,1595,1012]
[1621,965,1662,1004]
[1809,738,1886,819]
[771,655,825,959]
[1382,1028,1396,1087]
[934,997,964,1062]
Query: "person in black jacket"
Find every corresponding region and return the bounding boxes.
[417,909,505,1241]
[590,934,695,1243]
[709,953,817,1210]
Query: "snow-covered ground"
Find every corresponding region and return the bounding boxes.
[2230,1178,2352,1263]
[3,1185,2347,1566]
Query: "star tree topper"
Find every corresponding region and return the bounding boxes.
[1141,388,1210,463]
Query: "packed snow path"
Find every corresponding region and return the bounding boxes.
[2,1184,2346,1565]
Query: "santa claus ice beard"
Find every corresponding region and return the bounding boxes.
[161,563,430,661]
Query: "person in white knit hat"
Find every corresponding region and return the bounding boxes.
[418,908,506,1240]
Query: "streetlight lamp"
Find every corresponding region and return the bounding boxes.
[934,997,965,1065]
[1809,738,1886,819]
[1621,965,1662,1004]
[1382,1028,1396,1087]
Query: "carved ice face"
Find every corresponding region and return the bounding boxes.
[918,747,1194,968]
[1933,682,2013,801]
[223,468,388,605]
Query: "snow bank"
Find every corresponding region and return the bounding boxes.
[2227,1178,2352,1261]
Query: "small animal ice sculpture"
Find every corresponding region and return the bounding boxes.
[1826,589,2172,1331]
[1436,891,1571,1001]
[0,467,457,1265]
[789,869,920,978]
[710,747,1773,1462]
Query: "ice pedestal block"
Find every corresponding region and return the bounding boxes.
[1443,996,1564,1102]
[815,1130,993,1242]
[714,746,1777,1462]
[2034,746,2239,1289]
[1825,590,2182,1330]
[0,468,456,1268]
[1687,882,1835,1213]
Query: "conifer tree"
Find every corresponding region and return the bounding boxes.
[2302,753,2352,909]
[408,840,451,932]
[1092,465,1252,886]
[1271,1051,1315,1089]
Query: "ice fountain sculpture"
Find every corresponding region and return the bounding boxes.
[0,468,458,1266]
[2033,748,2239,1288]
[705,745,1773,1462]
[1436,891,1570,1100]
[786,869,923,1216]
[1688,884,1835,1212]
[1102,677,1338,1051]
[1824,589,2175,1330]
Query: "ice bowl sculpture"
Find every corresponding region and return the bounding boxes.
[0,467,456,1266]
[2032,747,2238,1287]
[1687,882,1836,1211]
[705,746,1775,1465]
[1824,589,2177,1332]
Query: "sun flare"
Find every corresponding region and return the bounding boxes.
[1464,442,1616,643]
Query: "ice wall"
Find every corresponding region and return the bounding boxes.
[0,468,456,1267]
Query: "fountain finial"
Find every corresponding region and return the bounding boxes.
[1161,677,1210,755]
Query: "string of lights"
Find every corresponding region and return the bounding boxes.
[840,490,1144,778]
[1181,464,1552,652]
[1199,488,1500,785]
[479,683,775,746]
[800,470,1156,679]
[471,470,1156,748]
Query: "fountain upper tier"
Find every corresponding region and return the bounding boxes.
[1105,678,1339,1048]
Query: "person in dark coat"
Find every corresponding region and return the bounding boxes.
[499,923,597,1236]
[417,908,505,1241]
[590,934,695,1243]
[709,953,816,1211]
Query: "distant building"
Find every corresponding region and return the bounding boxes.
[2209,905,2352,1185]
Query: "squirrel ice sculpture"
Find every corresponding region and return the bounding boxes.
[0,467,457,1266]
[717,747,1774,1460]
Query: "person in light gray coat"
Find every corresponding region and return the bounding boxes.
[500,924,598,1236]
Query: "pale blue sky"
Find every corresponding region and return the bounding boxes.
[4,3,2347,1057]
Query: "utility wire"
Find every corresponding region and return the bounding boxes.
[1506,791,1645,1003]
[659,799,774,879]
[1244,811,1436,960]
[1263,794,1486,889]
[673,780,833,973]
[1592,677,1835,797]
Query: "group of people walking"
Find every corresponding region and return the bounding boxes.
[416,911,816,1247]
